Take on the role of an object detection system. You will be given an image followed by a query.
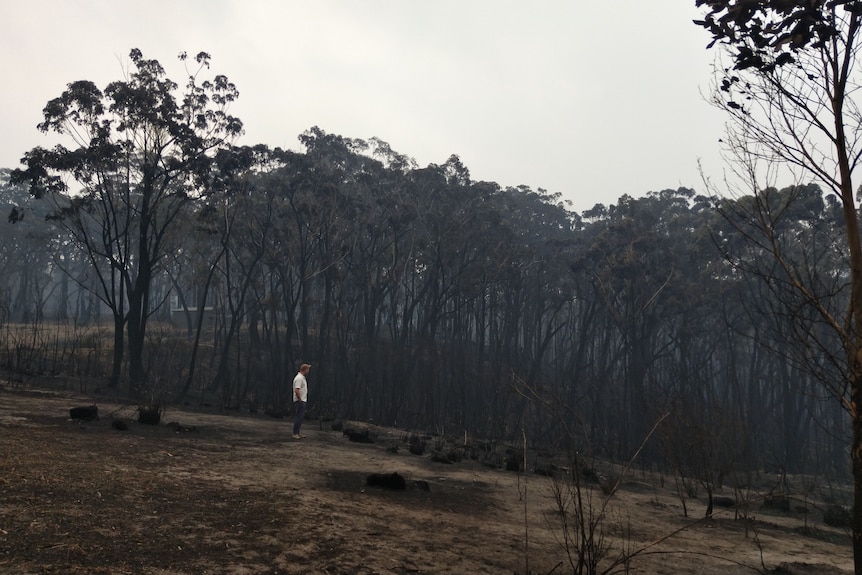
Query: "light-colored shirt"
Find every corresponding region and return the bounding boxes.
[293,372,308,402]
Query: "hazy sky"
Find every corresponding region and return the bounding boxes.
[1,1,727,213]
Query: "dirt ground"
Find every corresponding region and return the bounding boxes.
[0,385,855,575]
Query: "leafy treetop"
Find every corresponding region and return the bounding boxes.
[694,0,862,71]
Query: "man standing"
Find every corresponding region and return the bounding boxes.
[292,363,311,439]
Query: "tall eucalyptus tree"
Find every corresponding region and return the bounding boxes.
[11,49,242,394]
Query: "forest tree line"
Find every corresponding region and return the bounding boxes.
[0,49,849,483]
[1,151,847,479]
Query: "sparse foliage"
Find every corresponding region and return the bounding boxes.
[695,1,862,570]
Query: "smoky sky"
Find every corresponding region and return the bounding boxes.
[0,0,726,212]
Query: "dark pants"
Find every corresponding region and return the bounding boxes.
[293,401,307,435]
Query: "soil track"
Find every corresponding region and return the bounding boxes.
[0,386,854,574]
